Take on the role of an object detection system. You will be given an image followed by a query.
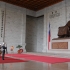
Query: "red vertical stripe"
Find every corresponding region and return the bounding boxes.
[48,23,50,50]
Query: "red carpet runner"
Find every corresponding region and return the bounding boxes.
[0,56,27,63]
[6,54,70,63]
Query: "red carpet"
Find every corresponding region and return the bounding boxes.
[6,54,70,64]
[0,56,27,63]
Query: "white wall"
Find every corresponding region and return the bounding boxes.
[26,9,36,17]
[36,16,44,52]
[0,2,26,53]
[0,1,44,53]
[26,16,37,52]
[43,0,67,53]
[40,0,70,54]
[0,0,70,54]
[26,16,44,52]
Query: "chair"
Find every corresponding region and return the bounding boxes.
[58,21,70,38]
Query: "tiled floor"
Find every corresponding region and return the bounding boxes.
[1,52,70,70]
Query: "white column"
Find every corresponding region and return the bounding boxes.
[21,10,26,52]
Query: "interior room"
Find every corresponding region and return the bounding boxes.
[0,0,70,70]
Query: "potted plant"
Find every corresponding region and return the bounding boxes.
[16,45,23,53]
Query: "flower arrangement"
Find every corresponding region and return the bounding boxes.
[16,45,23,53]
[16,45,22,49]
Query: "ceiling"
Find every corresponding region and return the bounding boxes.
[1,0,63,11]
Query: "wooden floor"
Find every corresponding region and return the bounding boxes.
[1,52,70,70]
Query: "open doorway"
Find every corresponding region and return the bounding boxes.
[25,15,44,52]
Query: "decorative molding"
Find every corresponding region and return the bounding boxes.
[49,11,60,18]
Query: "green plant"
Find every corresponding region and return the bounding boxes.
[16,45,22,49]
